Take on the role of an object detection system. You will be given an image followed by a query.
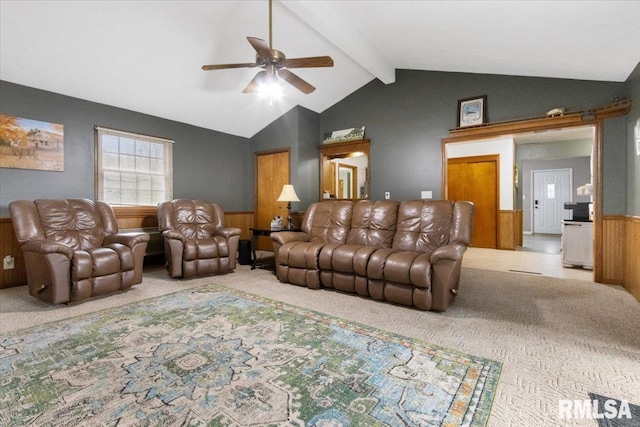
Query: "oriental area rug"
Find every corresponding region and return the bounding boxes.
[0,286,501,426]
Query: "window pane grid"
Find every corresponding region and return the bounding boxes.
[97,128,173,206]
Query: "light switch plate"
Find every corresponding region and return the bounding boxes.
[3,255,15,270]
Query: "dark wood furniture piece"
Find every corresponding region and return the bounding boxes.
[250,228,300,270]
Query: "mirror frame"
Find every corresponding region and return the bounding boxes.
[319,139,370,201]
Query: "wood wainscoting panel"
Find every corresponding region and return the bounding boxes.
[601,215,626,285]
[0,218,27,289]
[113,206,158,229]
[497,210,522,250]
[224,212,254,240]
[0,210,255,289]
[625,216,640,303]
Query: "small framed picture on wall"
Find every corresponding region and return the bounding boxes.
[457,95,487,128]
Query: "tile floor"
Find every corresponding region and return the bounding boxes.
[463,233,594,282]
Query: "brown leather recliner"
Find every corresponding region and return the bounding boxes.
[157,199,241,278]
[9,199,150,304]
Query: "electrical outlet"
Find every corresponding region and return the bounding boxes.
[421,190,433,199]
[3,255,15,270]
[384,192,390,199]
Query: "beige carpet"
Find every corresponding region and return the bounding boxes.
[1,262,639,426]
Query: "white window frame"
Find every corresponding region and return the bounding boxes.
[95,126,173,206]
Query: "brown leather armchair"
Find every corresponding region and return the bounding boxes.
[9,199,150,304]
[157,199,241,278]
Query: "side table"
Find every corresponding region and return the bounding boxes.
[249,228,301,270]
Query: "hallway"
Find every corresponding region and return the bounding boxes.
[463,233,593,282]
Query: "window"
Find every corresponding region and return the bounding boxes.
[95,127,173,206]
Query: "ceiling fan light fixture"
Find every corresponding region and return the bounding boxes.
[257,74,283,104]
[201,0,333,95]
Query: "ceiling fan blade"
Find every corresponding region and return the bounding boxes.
[284,56,334,69]
[247,37,273,61]
[202,63,257,71]
[278,69,315,94]
[243,71,267,93]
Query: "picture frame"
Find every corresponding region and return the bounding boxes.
[0,115,64,171]
[323,126,365,144]
[457,95,487,127]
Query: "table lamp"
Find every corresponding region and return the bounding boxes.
[277,184,300,230]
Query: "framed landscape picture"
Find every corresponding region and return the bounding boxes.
[0,115,64,171]
[457,95,487,128]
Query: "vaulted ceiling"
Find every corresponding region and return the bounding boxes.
[1,1,639,138]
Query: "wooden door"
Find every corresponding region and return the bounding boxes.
[447,155,498,248]
[255,149,290,250]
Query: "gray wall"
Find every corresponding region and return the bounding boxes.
[602,116,628,214]
[319,70,629,212]
[2,67,634,218]
[627,63,640,216]
[249,106,320,213]
[0,81,252,216]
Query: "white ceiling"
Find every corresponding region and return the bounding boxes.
[1,1,639,139]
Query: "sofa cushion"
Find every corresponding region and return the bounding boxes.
[169,200,225,239]
[72,247,122,281]
[183,237,229,261]
[346,200,399,247]
[302,200,353,244]
[35,199,107,250]
[393,200,454,253]
[319,244,376,276]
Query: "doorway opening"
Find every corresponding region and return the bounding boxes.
[516,125,594,255]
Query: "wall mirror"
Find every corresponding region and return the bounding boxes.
[319,139,370,200]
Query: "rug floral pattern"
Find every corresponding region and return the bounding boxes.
[0,286,501,426]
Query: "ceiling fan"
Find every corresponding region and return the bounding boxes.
[201,0,334,95]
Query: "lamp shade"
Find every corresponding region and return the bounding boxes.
[277,184,300,202]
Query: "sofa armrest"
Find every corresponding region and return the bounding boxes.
[271,231,309,270]
[104,232,150,248]
[20,240,74,259]
[271,231,309,245]
[430,243,468,312]
[104,232,150,285]
[430,243,467,264]
[163,229,186,243]
[214,227,241,240]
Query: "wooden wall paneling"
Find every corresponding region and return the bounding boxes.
[625,216,640,303]
[0,218,27,288]
[497,210,521,250]
[113,206,158,229]
[0,210,256,289]
[601,215,625,285]
[224,212,254,240]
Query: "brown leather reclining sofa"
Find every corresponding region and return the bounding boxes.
[271,199,474,312]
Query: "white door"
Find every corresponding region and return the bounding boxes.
[532,169,572,234]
